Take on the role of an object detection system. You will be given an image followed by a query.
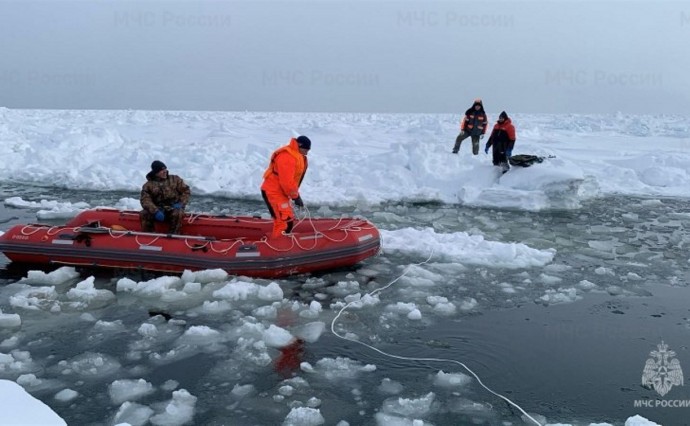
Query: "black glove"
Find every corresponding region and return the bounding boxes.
[293,196,304,208]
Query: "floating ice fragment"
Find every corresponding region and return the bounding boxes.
[459,298,478,311]
[577,280,598,290]
[625,414,661,426]
[407,309,422,320]
[0,350,39,377]
[258,282,284,301]
[66,276,116,307]
[231,383,255,398]
[213,280,259,301]
[149,389,197,426]
[327,281,361,297]
[113,401,155,426]
[181,268,228,284]
[116,278,138,293]
[378,378,404,395]
[625,272,642,281]
[22,267,80,285]
[374,413,433,426]
[606,285,625,296]
[385,302,418,316]
[283,407,325,426]
[263,325,294,348]
[278,385,295,396]
[381,228,555,268]
[339,293,380,309]
[537,288,580,305]
[253,305,278,319]
[293,322,325,343]
[539,273,563,285]
[116,276,181,298]
[426,296,457,316]
[161,380,179,392]
[93,320,125,333]
[16,374,41,387]
[0,336,19,350]
[433,370,472,388]
[109,378,155,405]
[381,392,435,418]
[448,397,494,417]
[10,286,60,312]
[59,352,121,379]
[311,357,376,381]
[137,323,158,338]
[182,282,201,293]
[199,300,232,314]
[306,397,321,408]
[179,325,221,345]
[309,300,322,312]
[0,312,21,328]
[54,388,78,402]
[595,266,615,276]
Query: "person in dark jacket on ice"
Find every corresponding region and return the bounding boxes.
[484,111,516,173]
[452,98,488,155]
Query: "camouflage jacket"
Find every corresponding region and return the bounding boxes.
[140,173,191,213]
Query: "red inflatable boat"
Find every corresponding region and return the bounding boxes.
[0,208,381,278]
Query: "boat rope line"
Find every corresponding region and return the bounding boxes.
[297,206,376,243]
[106,228,129,239]
[134,234,163,246]
[330,250,543,426]
[262,206,375,252]
[20,224,62,236]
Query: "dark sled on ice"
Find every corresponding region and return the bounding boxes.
[508,154,547,168]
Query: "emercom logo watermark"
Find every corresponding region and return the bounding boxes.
[642,341,683,396]
[634,341,688,409]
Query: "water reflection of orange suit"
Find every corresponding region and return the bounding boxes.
[260,137,309,237]
[274,338,305,378]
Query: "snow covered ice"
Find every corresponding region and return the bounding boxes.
[1,108,689,425]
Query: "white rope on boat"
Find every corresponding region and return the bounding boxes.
[134,234,162,246]
[208,239,245,254]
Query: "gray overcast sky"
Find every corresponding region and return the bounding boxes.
[1,0,688,114]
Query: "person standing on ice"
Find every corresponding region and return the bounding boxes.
[452,98,488,155]
[484,111,516,174]
[139,160,191,234]
[261,136,310,238]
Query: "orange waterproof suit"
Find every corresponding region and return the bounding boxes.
[260,138,308,237]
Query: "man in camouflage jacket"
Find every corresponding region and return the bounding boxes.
[140,160,191,234]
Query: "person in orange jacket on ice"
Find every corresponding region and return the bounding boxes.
[261,135,311,237]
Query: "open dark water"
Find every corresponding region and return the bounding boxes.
[1,183,690,425]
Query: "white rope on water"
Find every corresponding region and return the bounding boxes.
[330,250,543,426]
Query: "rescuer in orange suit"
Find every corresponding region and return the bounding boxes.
[261,136,311,237]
